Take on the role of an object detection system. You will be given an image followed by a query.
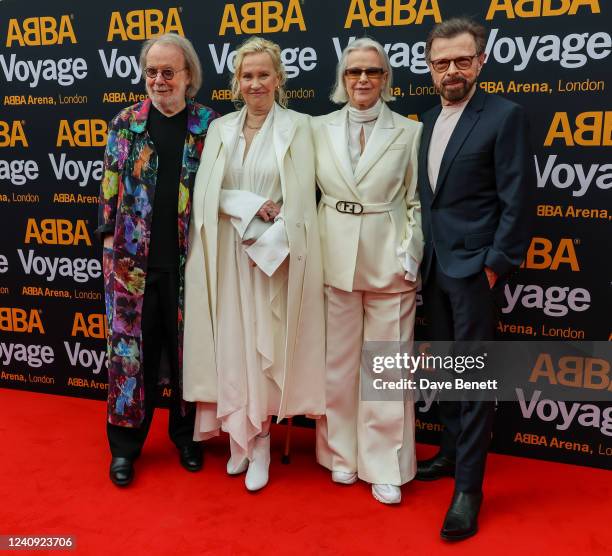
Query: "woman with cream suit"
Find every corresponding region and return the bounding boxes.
[182,37,325,492]
[313,38,424,504]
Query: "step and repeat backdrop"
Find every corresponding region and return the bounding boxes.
[0,0,610,469]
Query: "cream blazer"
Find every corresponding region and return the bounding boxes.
[312,103,424,293]
[182,105,326,419]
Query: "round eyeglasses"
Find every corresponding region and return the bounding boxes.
[144,67,187,80]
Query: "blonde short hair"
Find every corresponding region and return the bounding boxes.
[330,37,395,104]
[139,33,202,98]
[230,36,288,108]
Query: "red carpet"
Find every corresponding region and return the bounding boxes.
[0,388,610,555]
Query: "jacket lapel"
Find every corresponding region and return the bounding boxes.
[420,104,441,193]
[201,135,225,333]
[433,90,485,199]
[354,103,401,184]
[324,106,361,199]
[218,107,245,174]
[183,100,206,177]
[128,98,151,134]
[272,103,297,201]
[219,107,246,158]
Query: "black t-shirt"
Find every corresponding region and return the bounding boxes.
[146,104,188,270]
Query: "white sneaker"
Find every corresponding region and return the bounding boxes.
[372,484,401,504]
[331,471,358,485]
[226,456,248,476]
[245,434,271,491]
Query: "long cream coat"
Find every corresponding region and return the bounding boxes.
[182,106,325,419]
[312,103,423,292]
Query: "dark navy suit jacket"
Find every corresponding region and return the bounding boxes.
[418,89,534,282]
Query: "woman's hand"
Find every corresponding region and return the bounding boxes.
[256,200,281,222]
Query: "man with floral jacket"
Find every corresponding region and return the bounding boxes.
[96,33,218,486]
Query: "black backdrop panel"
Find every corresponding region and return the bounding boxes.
[0,0,610,469]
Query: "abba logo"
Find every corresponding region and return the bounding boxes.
[517,388,612,436]
[24,219,92,246]
[0,308,44,334]
[5,15,77,47]
[219,0,305,35]
[521,237,579,271]
[71,313,108,339]
[56,119,107,148]
[107,8,184,41]
[530,354,611,390]
[535,154,612,197]
[0,121,28,148]
[502,284,590,317]
[344,0,441,28]
[486,0,600,19]
[544,111,612,146]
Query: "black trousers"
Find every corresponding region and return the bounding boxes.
[421,257,503,492]
[107,269,195,459]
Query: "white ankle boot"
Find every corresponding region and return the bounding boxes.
[227,435,248,475]
[372,484,401,504]
[331,471,358,485]
[245,434,271,491]
[226,456,249,475]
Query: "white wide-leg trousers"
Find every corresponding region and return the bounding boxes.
[316,286,417,486]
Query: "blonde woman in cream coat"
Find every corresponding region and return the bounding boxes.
[182,37,325,492]
[313,37,424,505]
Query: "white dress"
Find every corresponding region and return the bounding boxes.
[193,108,290,461]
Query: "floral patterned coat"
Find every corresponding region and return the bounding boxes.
[96,98,218,428]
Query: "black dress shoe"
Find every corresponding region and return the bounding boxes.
[109,457,134,487]
[440,491,483,541]
[415,453,455,481]
[179,443,203,472]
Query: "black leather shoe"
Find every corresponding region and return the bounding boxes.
[440,491,483,541]
[109,457,134,487]
[415,453,455,481]
[179,443,203,472]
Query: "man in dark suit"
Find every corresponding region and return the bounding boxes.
[416,18,533,540]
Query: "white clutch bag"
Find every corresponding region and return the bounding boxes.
[242,201,282,243]
[242,217,274,243]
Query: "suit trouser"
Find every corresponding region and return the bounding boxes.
[316,286,417,485]
[107,269,195,460]
[421,258,501,492]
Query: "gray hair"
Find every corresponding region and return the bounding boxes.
[330,37,395,104]
[139,33,202,98]
[230,36,288,108]
[425,17,487,61]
